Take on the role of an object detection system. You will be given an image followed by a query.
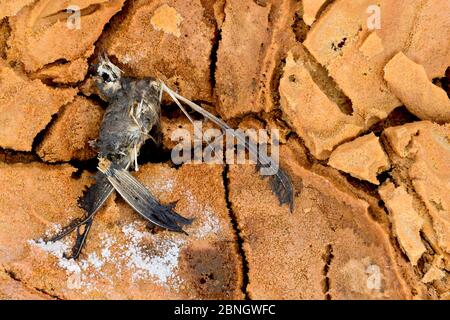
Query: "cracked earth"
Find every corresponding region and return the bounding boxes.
[0,0,449,300]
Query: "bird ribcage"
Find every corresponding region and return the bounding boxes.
[128,99,154,133]
[128,98,157,170]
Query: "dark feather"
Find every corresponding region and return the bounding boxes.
[256,162,294,212]
[162,85,295,211]
[78,171,114,213]
[99,160,192,232]
[64,220,93,260]
[46,160,129,245]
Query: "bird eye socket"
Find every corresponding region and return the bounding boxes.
[101,72,111,82]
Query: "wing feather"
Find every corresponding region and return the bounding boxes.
[162,83,295,212]
[99,160,192,232]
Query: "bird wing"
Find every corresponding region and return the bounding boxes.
[161,82,295,212]
[98,159,193,232]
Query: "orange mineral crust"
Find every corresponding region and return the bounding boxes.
[0,0,448,300]
[0,162,242,299]
[304,0,450,128]
[383,122,450,260]
[7,0,125,76]
[215,0,298,118]
[384,53,450,123]
[228,143,410,300]
[328,133,390,185]
[36,96,104,163]
[0,62,77,152]
[99,0,215,102]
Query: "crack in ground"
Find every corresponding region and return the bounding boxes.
[433,67,450,98]
[289,4,354,115]
[377,130,449,295]
[290,2,354,115]
[2,0,446,299]
[0,148,40,164]
[254,0,268,7]
[0,17,11,59]
[222,164,250,300]
[0,146,99,175]
[315,0,337,24]
[209,24,222,93]
[31,104,67,153]
[322,244,334,300]
[299,46,354,115]
[0,146,99,184]
[2,267,62,300]
[291,2,310,43]
[270,56,286,111]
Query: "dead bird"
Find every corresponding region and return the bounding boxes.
[45,54,294,260]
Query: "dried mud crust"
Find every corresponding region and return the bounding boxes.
[0,0,449,300]
[0,163,242,299]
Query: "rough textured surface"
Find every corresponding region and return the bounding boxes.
[215,0,297,118]
[280,51,362,160]
[359,32,384,59]
[304,0,450,128]
[0,270,50,300]
[215,0,271,118]
[229,142,410,299]
[0,0,34,20]
[100,0,215,102]
[0,162,242,299]
[33,58,90,85]
[0,0,449,300]
[422,264,445,284]
[7,0,125,74]
[382,121,450,296]
[302,0,327,26]
[36,96,104,162]
[383,122,450,256]
[379,183,426,266]
[328,133,390,185]
[384,52,450,123]
[0,62,77,151]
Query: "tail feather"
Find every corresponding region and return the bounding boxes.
[256,162,294,212]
